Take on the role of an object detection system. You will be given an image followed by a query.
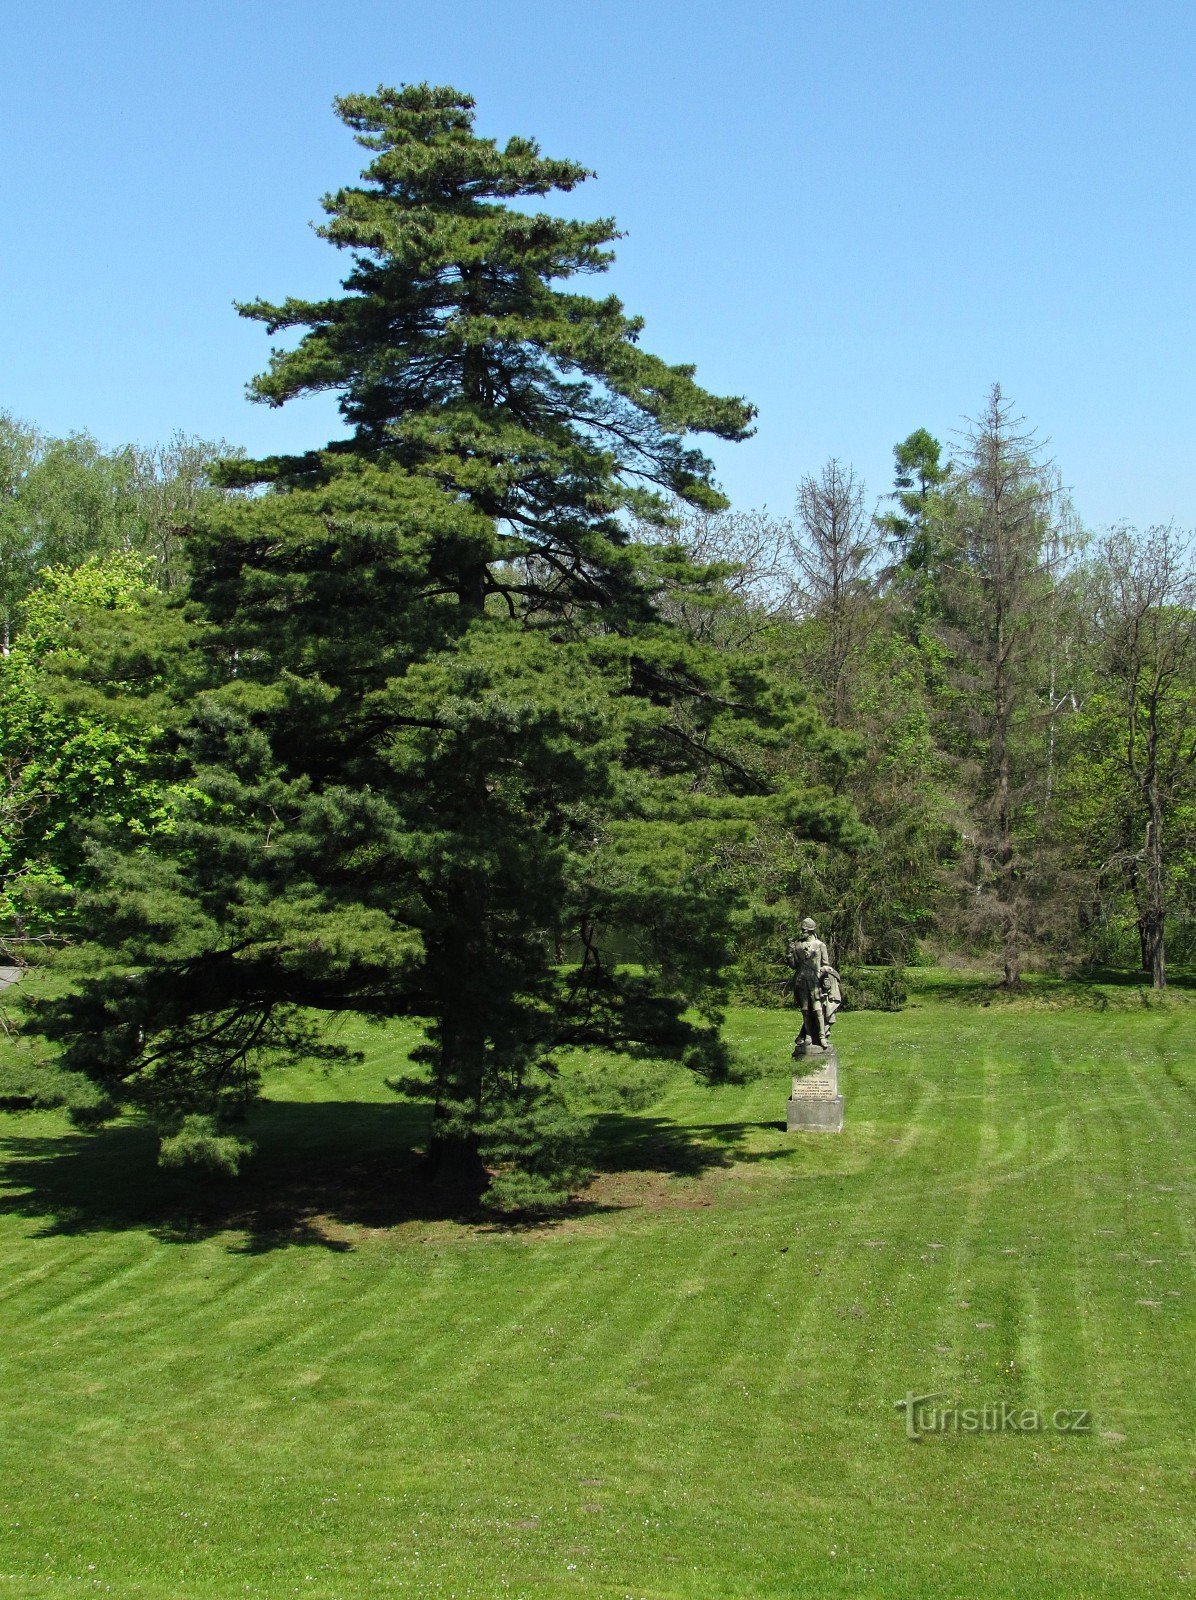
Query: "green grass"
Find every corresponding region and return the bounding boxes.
[0,975,1193,1598]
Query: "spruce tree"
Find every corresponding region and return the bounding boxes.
[876,428,953,625]
[41,85,855,1203]
[934,387,1061,988]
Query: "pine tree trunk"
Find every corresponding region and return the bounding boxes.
[424,1015,488,1190]
[420,831,492,1191]
[428,260,494,1183]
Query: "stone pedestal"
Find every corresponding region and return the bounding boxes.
[787,1044,844,1133]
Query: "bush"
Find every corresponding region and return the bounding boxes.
[158,1114,253,1176]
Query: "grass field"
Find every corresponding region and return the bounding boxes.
[1,974,1193,1598]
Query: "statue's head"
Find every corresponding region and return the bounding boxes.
[800,916,817,933]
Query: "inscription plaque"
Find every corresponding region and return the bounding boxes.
[787,1045,844,1133]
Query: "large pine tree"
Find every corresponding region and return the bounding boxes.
[42,85,855,1203]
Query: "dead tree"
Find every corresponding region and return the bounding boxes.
[938,387,1061,988]
[787,459,878,724]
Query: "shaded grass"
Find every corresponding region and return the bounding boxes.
[0,978,1193,1597]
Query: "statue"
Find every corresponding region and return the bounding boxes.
[787,916,841,1053]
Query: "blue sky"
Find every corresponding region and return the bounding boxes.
[4,0,1194,529]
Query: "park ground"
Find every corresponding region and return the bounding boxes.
[0,972,1192,1598]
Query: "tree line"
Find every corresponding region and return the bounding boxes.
[671,397,1196,995]
[1,84,1193,1205]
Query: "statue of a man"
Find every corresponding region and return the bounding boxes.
[787,916,840,1051]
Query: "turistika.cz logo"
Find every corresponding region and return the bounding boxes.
[895,1392,1092,1439]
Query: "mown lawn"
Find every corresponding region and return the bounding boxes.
[0,975,1192,1598]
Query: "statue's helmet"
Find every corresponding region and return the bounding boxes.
[800,916,817,932]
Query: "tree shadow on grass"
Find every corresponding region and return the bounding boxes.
[587,1111,793,1176]
[0,1097,792,1252]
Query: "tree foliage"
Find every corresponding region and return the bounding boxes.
[1060,527,1196,983]
[0,553,195,938]
[34,85,857,1204]
[0,415,233,650]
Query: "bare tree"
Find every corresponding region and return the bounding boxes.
[127,433,242,591]
[651,504,791,650]
[1093,525,1196,987]
[786,459,878,722]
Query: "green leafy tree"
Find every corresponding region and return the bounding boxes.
[0,553,202,1114]
[637,474,949,978]
[41,85,856,1203]
[1061,526,1196,984]
[728,612,948,984]
[0,553,196,940]
[0,415,232,649]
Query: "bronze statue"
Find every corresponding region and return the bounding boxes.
[787,916,841,1052]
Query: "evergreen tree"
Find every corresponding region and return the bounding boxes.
[934,387,1061,987]
[40,86,855,1203]
[877,427,953,624]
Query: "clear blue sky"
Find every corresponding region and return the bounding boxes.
[4,0,1195,529]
